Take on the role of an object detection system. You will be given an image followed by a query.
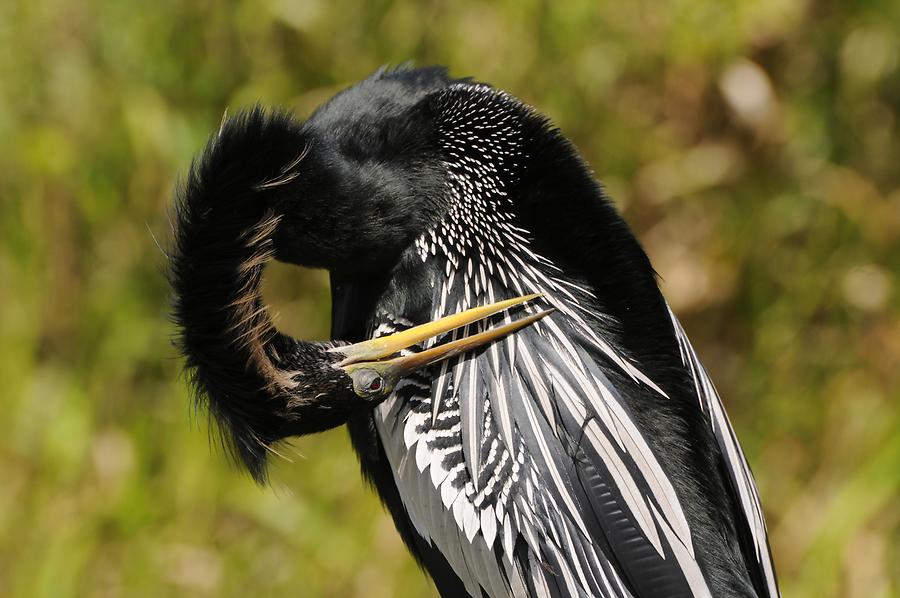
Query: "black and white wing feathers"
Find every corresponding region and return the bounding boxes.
[365,83,777,597]
[372,248,713,596]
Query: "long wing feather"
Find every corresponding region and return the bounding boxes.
[669,309,779,597]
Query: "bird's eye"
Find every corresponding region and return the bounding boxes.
[350,368,387,398]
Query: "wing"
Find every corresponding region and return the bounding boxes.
[368,205,726,596]
[368,84,777,597]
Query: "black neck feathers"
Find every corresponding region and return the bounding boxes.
[170,108,350,481]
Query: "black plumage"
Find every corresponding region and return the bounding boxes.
[170,66,779,597]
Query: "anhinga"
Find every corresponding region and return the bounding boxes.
[171,66,779,597]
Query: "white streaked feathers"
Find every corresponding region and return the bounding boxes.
[393,84,698,596]
[375,83,773,597]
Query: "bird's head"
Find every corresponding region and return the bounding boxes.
[170,67,548,481]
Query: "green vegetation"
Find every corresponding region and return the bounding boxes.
[1,1,897,596]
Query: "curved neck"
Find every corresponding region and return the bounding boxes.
[171,199,348,481]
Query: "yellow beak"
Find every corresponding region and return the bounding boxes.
[333,294,552,397]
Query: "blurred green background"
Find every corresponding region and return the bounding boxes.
[1,0,898,596]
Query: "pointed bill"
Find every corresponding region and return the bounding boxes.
[334,293,543,366]
[337,295,551,397]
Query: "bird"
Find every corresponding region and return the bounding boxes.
[170,65,779,598]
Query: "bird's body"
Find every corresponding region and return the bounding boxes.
[171,66,779,597]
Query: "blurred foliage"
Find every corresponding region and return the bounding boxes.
[1,0,898,596]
